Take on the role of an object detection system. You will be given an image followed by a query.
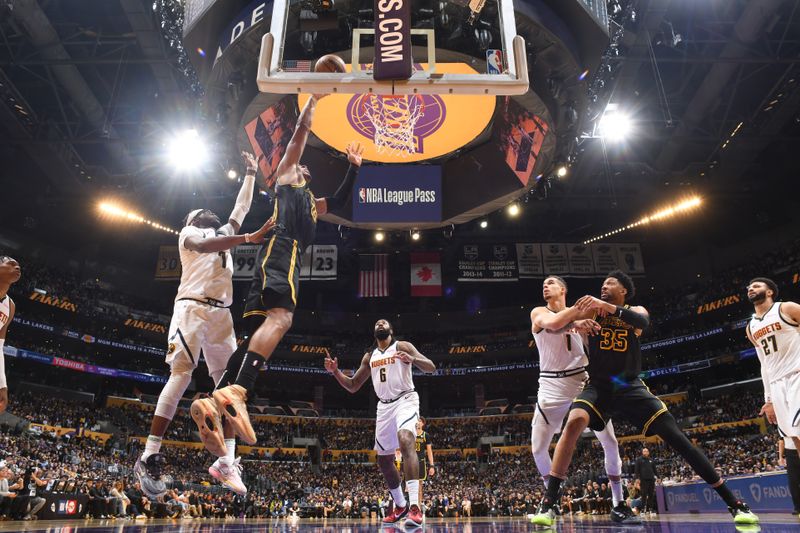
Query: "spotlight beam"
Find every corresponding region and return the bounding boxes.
[98,201,178,234]
[583,196,703,244]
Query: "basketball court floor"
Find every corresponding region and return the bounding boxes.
[0,515,796,532]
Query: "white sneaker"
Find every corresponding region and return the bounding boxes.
[209,456,247,495]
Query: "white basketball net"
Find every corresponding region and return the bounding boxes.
[362,95,424,157]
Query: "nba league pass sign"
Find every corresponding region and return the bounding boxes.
[353,165,441,223]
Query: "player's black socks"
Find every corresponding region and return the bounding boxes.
[215,338,251,391]
[713,481,740,508]
[234,351,267,392]
[544,475,563,507]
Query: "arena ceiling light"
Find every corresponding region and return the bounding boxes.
[479,220,488,229]
[410,230,421,241]
[506,203,520,217]
[374,231,385,242]
[167,129,208,171]
[583,196,703,244]
[227,169,238,180]
[98,201,178,235]
[556,165,568,178]
[598,103,633,143]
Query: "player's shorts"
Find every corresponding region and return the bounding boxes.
[771,371,800,438]
[244,236,301,315]
[571,379,668,436]
[417,458,428,481]
[166,300,237,377]
[374,391,419,456]
[533,373,586,433]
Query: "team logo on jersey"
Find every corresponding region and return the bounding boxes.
[167,343,176,355]
[493,245,508,261]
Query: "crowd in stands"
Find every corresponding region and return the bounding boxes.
[0,383,785,521]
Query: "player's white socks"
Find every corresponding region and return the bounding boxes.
[141,435,162,462]
[389,485,407,508]
[406,479,420,507]
[609,478,623,507]
[225,438,236,463]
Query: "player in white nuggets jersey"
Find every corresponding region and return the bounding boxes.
[746,277,800,451]
[530,276,627,510]
[0,256,21,413]
[135,152,274,499]
[325,319,435,528]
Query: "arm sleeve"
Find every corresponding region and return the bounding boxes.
[325,164,358,211]
[615,306,650,329]
[228,174,256,226]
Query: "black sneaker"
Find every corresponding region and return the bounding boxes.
[610,502,641,524]
[134,453,167,499]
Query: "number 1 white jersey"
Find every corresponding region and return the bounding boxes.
[748,302,800,384]
[175,225,234,306]
[370,341,415,402]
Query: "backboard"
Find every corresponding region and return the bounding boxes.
[257,0,528,96]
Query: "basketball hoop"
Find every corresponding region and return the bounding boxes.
[362,94,425,157]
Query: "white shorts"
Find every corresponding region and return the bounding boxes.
[533,376,585,432]
[374,391,419,455]
[166,300,237,376]
[771,371,800,438]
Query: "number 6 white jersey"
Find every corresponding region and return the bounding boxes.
[748,302,800,384]
[370,341,415,402]
[175,225,234,306]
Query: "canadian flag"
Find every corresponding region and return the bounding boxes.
[410,252,442,297]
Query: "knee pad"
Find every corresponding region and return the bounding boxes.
[154,371,192,420]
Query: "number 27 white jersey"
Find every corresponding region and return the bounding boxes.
[370,341,414,402]
[748,302,800,384]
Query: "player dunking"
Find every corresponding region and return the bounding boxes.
[529,276,629,519]
[745,278,800,451]
[191,94,364,448]
[532,270,759,526]
[135,152,274,499]
[324,319,436,528]
[0,256,21,413]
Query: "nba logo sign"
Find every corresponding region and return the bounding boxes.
[486,50,504,74]
[358,188,367,203]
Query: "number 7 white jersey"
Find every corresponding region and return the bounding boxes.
[175,225,234,306]
[370,341,415,402]
[748,302,800,384]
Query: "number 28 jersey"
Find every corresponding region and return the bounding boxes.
[748,302,800,384]
[370,341,414,401]
[587,305,642,384]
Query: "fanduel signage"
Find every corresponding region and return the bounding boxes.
[661,472,792,513]
[353,165,441,223]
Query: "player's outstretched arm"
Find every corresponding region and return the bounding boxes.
[574,296,650,329]
[530,305,589,333]
[316,142,364,216]
[276,96,319,180]
[324,352,372,393]
[183,218,275,253]
[780,301,800,325]
[220,152,260,235]
[0,297,15,413]
[395,341,436,374]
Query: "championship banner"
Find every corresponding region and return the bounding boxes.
[373,0,411,80]
[541,243,569,275]
[567,244,594,276]
[616,243,645,274]
[591,244,620,273]
[233,244,261,280]
[410,252,442,296]
[300,245,338,280]
[155,245,180,280]
[458,244,518,282]
[516,244,544,278]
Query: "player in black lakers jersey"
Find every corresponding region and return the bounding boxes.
[191,94,364,450]
[532,270,759,527]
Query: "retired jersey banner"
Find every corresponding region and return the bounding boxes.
[155,246,180,280]
[567,244,595,276]
[541,243,569,275]
[516,244,544,278]
[233,244,261,280]
[410,252,442,296]
[300,245,338,280]
[458,244,518,282]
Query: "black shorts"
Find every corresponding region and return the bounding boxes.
[418,458,427,481]
[571,379,669,436]
[243,236,301,316]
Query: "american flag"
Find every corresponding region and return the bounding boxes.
[359,254,389,298]
[282,60,313,72]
